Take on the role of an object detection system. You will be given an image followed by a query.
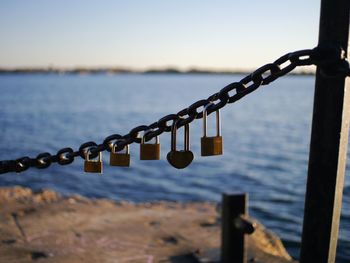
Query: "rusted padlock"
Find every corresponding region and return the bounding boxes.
[140,132,160,160]
[201,103,223,156]
[84,150,103,173]
[110,143,130,167]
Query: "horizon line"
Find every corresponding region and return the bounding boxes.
[0,65,316,76]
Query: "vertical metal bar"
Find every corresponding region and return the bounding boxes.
[300,1,350,262]
[221,193,247,263]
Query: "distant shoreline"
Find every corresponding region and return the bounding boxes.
[0,67,315,76]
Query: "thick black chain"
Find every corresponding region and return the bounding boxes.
[1,45,349,174]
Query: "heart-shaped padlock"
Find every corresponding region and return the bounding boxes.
[166,121,194,169]
[167,150,194,169]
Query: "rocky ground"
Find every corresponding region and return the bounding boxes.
[0,186,297,263]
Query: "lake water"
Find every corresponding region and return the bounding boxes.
[0,74,349,262]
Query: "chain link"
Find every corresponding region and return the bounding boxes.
[1,45,349,174]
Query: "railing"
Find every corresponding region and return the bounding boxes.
[0,47,347,174]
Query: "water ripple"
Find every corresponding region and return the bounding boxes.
[0,74,349,262]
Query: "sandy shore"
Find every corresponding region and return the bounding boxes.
[0,186,296,263]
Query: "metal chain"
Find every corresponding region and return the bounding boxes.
[1,45,349,174]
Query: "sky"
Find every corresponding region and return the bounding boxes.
[0,1,321,70]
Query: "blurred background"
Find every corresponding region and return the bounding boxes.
[1,1,349,262]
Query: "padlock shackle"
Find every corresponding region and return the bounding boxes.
[141,130,159,144]
[203,103,221,137]
[184,123,190,151]
[112,142,129,155]
[170,120,190,151]
[85,148,102,162]
[170,121,178,151]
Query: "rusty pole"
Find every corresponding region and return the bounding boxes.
[300,0,350,262]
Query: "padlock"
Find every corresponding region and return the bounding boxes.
[166,121,194,169]
[201,103,223,156]
[110,143,130,167]
[84,150,103,173]
[140,132,160,160]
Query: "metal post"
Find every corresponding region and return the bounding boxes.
[221,193,255,263]
[300,1,350,262]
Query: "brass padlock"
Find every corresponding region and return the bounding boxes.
[201,103,223,156]
[140,133,160,160]
[110,143,130,167]
[84,150,103,173]
[166,121,194,169]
